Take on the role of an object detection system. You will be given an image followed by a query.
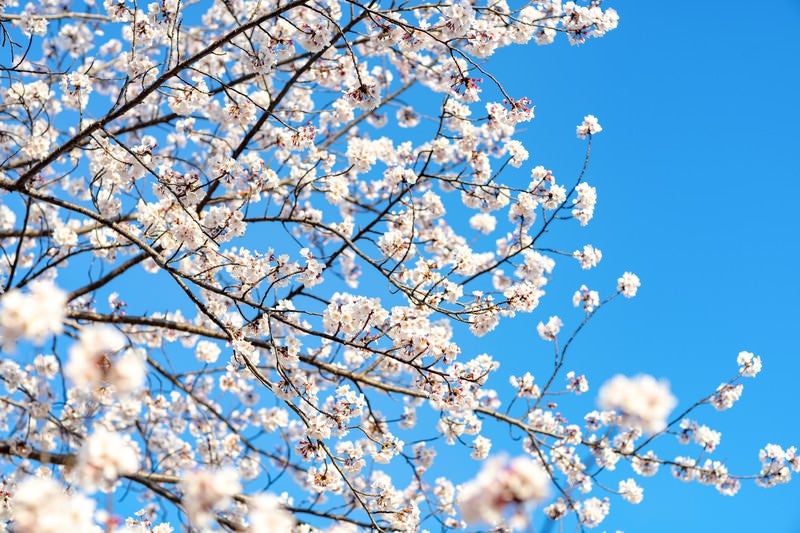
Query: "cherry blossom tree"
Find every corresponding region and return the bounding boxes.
[0,0,796,531]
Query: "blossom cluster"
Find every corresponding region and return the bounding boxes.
[458,455,550,527]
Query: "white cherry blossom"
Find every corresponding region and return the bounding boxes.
[0,1,790,531]
[598,374,677,433]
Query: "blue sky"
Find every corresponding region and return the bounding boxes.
[481,1,800,531]
[69,2,800,530]
[3,1,798,531]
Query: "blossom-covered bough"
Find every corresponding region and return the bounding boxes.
[0,0,795,531]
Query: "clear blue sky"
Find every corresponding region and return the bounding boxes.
[96,3,800,530]
[4,2,797,531]
[479,2,800,531]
